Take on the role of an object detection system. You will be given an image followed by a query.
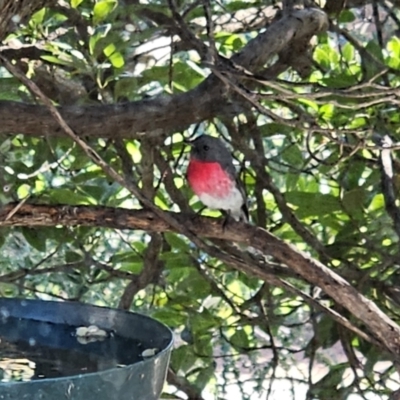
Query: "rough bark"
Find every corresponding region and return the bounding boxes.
[2,202,400,360]
[0,8,328,139]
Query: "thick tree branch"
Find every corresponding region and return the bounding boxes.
[1,202,400,359]
[118,233,164,310]
[167,368,205,400]
[0,8,328,139]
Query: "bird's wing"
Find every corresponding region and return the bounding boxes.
[222,157,249,220]
[222,161,237,181]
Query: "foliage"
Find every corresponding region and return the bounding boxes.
[1,0,400,399]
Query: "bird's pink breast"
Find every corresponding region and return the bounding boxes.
[187,160,233,198]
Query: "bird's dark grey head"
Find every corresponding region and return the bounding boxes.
[189,135,232,163]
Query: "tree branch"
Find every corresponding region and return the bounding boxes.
[0,8,328,139]
[1,202,400,359]
[118,233,164,310]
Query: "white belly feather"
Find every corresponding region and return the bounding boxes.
[198,187,244,220]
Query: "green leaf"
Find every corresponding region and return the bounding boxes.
[190,310,219,333]
[281,145,304,166]
[342,42,355,62]
[220,33,245,52]
[164,233,189,251]
[162,253,191,269]
[48,188,92,205]
[176,271,211,297]
[225,1,255,12]
[193,334,213,357]
[259,123,294,136]
[311,364,347,398]
[93,0,117,23]
[388,37,400,55]
[285,191,341,218]
[40,55,72,66]
[342,188,365,219]
[286,172,300,191]
[387,37,400,69]
[120,262,144,274]
[170,345,197,374]
[114,78,139,100]
[108,51,124,68]
[0,78,23,101]
[140,66,170,86]
[193,365,215,391]
[314,45,338,70]
[322,73,358,88]
[30,8,46,27]
[165,265,192,284]
[22,228,47,252]
[65,251,83,263]
[339,10,355,23]
[362,343,382,374]
[152,309,185,327]
[330,221,361,255]
[230,328,250,349]
[71,0,84,8]
[369,194,385,211]
[112,251,143,264]
[362,41,384,80]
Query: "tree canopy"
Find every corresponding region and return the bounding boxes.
[1,0,400,398]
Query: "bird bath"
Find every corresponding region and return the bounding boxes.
[0,298,173,400]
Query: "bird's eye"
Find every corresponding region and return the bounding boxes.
[203,145,209,151]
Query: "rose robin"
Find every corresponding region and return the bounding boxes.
[186,135,249,222]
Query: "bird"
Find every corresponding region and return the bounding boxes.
[186,135,249,222]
